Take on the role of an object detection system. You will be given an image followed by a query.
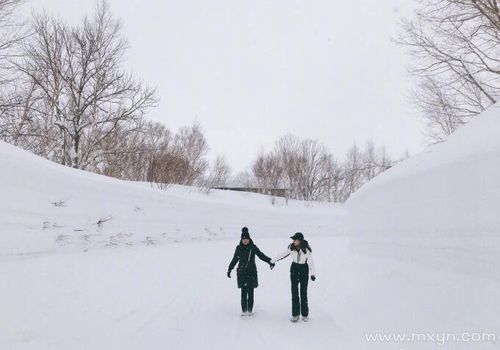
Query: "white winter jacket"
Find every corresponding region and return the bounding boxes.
[271,247,316,276]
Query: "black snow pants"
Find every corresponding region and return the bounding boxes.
[241,287,254,312]
[290,262,309,317]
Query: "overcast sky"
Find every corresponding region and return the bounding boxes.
[25,0,423,173]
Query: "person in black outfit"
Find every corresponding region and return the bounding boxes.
[271,232,316,322]
[227,227,275,316]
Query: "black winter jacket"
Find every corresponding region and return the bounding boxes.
[228,240,272,288]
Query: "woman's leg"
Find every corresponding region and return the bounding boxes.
[241,287,249,312]
[290,269,300,317]
[247,288,254,312]
[299,271,309,317]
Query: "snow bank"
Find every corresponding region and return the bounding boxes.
[347,104,500,279]
[0,141,344,256]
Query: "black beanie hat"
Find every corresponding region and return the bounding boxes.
[241,227,250,239]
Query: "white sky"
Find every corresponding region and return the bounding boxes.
[25,0,423,173]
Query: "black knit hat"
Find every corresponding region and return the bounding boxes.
[290,232,304,241]
[241,227,250,240]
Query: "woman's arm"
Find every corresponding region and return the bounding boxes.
[254,246,272,263]
[271,248,291,264]
[307,252,316,277]
[228,247,240,272]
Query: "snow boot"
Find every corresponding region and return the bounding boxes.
[302,316,309,322]
[290,316,299,322]
[241,311,248,317]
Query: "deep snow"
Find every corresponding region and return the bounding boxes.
[347,103,500,280]
[1,104,500,350]
[0,140,344,257]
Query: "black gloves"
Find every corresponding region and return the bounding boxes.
[269,262,276,270]
[227,270,231,278]
[311,275,316,281]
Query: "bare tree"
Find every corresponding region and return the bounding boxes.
[0,0,25,136]
[361,140,392,181]
[147,152,190,189]
[232,170,256,188]
[275,134,300,196]
[250,135,395,203]
[8,1,157,169]
[98,121,171,181]
[198,155,232,193]
[173,123,209,185]
[0,1,218,191]
[0,0,23,83]
[339,144,363,201]
[132,122,211,188]
[296,139,332,201]
[209,155,231,187]
[273,135,332,201]
[398,0,500,142]
[320,154,343,202]
[252,151,284,204]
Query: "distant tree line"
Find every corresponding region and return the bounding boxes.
[235,135,396,203]
[0,0,398,203]
[398,0,500,142]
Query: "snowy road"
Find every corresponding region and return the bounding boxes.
[0,237,366,349]
[2,236,499,350]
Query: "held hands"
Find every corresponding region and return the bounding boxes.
[311,275,316,281]
[269,262,276,270]
[227,270,231,278]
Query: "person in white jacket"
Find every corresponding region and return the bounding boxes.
[271,232,316,322]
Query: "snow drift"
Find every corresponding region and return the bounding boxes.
[0,140,343,256]
[347,103,500,280]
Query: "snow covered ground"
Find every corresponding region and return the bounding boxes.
[1,238,356,349]
[0,140,344,257]
[1,104,500,349]
[2,236,498,350]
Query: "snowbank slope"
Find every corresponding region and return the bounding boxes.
[347,104,500,279]
[0,141,343,256]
